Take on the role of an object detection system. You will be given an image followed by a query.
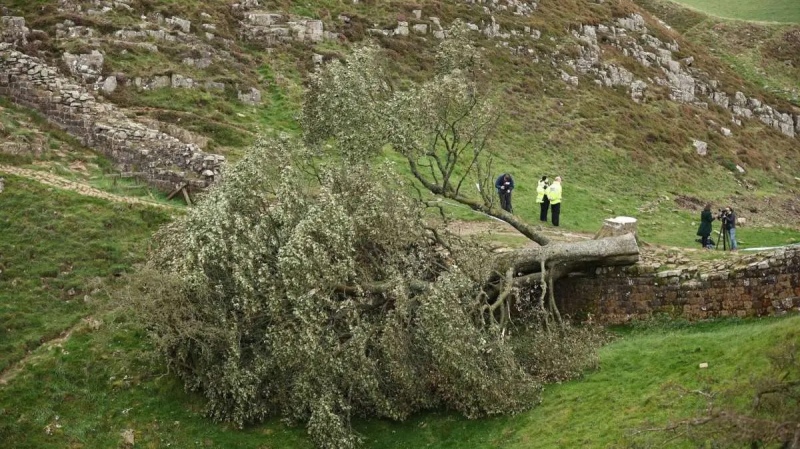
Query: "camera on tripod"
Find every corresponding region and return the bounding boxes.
[716,208,730,221]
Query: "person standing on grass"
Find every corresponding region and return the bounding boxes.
[495,173,515,213]
[548,176,563,226]
[725,206,738,251]
[536,175,550,222]
[697,203,715,249]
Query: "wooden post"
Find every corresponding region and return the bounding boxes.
[166,182,188,201]
[181,186,193,206]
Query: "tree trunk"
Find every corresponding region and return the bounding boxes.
[479,233,639,326]
[594,216,638,240]
[491,233,640,282]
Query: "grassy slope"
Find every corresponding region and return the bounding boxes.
[0,176,172,371]
[637,0,800,106]
[362,316,800,448]
[4,0,800,248]
[665,0,800,23]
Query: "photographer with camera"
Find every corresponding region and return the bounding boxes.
[713,206,738,251]
[722,206,738,251]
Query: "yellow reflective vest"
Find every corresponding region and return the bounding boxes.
[548,182,562,205]
[536,180,548,203]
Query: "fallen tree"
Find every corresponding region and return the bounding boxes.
[132,140,619,448]
[131,29,639,449]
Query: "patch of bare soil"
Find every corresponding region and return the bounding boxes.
[741,197,800,228]
[447,219,518,236]
[674,194,706,210]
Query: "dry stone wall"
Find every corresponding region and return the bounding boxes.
[555,245,800,324]
[0,18,224,192]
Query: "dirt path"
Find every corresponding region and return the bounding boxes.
[446,218,594,244]
[0,164,175,209]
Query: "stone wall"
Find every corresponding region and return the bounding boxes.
[0,18,224,192]
[555,245,800,324]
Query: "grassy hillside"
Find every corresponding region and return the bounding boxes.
[1,0,800,447]
[0,176,172,373]
[636,0,800,106]
[3,0,799,248]
[666,0,800,23]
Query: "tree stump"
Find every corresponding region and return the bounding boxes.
[594,216,638,240]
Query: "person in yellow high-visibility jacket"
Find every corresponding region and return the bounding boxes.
[536,176,550,222]
[548,176,562,226]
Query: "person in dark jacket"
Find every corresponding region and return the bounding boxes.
[495,173,514,213]
[696,203,715,249]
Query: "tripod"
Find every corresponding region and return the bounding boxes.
[715,221,731,251]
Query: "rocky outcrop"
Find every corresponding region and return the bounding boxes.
[0,31,223,191]
[0,16,27,46]
[463,0,539,17]
[62,50,104,83]
[565,14,799,139]
[239,11,336,46]
[565,24,648,102]
[54,12,259,98]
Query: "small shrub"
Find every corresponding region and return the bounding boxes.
[513,322,610,383]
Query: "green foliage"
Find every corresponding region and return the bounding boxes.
[302,33,541,245]
[131,137,559,448]
[512,322,610,383]
[303,45,394,161]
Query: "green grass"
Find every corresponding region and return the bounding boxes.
[1,141,795,448]
[0,319,313,449]
[360,316,800,448]
[666,0,800,23]
[0,175,171,372]
[1,298,796,448]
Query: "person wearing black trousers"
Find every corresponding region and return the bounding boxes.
[697,203,715,249]
[536,176,550,222]
[495,173,515,213]
[548,176,562,226]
